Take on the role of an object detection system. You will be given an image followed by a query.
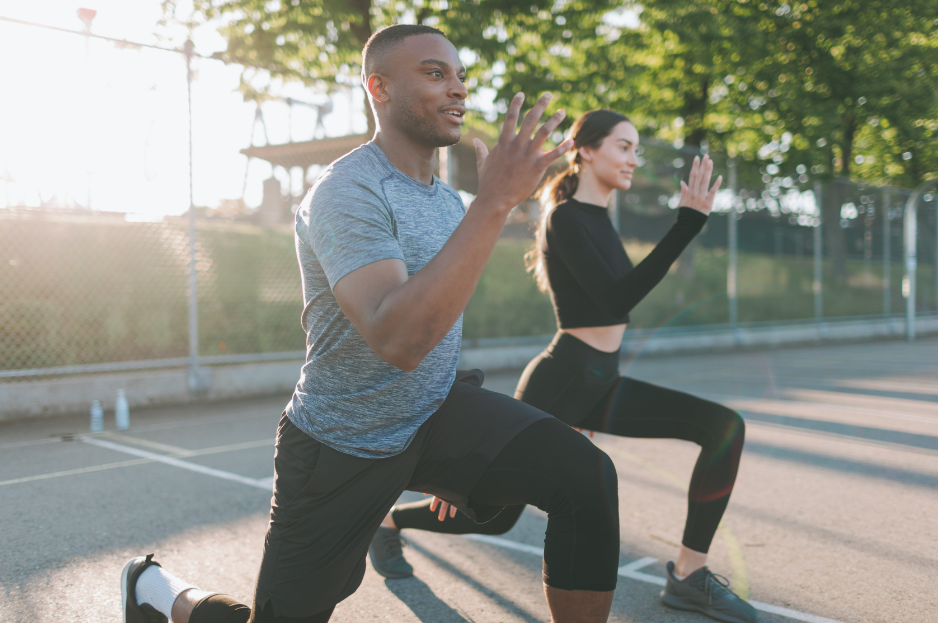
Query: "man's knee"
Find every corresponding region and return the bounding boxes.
[560,439,619,538]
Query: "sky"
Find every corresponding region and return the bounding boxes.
[0,0,366,217]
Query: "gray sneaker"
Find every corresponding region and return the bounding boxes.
[368,526,414,579]
[660,561,758,623]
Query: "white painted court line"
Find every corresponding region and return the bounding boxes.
[81,437,272,490]
[83,437,846,623]
[464,534,846,623]
[617,556,665,586]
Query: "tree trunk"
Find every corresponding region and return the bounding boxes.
[822,113,857,283]
[822,178,850,282]
[677,74,709,279]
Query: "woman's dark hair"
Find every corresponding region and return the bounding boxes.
[525,109,632,292]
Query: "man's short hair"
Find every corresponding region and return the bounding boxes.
[361,24,447,82]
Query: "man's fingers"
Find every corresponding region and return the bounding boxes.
[541,138,575,164]
[473,138,489,169]
[533,109,566,149]
[499,93,524,142]
[450,505,457,518]
[429,497,439,511]
[437,502,449,521]
[518,92,552,140]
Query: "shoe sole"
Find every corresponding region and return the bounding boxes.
[367,549,413,580]
[660,591,757,623]
[121,556,144,623]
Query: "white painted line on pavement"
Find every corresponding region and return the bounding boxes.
[462,534,846,623]
[617,557,664,586]
[80,437,847,623]
[81,437,272,491]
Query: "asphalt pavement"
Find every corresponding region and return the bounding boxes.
[1,338,936,623]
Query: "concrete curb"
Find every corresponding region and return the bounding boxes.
[2,315,936,421]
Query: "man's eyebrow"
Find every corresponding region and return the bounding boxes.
[418,59,467,74]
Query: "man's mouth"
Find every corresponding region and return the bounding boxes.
[441,106,466,122]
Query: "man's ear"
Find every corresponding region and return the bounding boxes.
[366,74,390,105]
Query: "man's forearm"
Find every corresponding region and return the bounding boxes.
[368,201,508,370]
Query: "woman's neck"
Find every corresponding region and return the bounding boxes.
[570,167,613,208]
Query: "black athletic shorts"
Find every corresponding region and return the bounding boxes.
[252,370,550,619]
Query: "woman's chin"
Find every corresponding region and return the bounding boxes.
[617,179,632,190]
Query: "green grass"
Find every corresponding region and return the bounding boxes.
[462,238,936,340]
[1,216,933,371]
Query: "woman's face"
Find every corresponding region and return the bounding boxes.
[579,121,640,190]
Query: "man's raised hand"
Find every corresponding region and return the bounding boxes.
[471,92,574,214]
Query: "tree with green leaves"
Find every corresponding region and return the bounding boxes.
[163,0,616,133]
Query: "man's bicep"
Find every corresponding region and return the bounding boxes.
[333,258,409,337]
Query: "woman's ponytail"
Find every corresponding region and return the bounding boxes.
[525,165,580,292]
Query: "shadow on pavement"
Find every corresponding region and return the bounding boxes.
[742,411,938,452]
[384,575,475,623]
[744,440,938,490]
[404,539,544,623]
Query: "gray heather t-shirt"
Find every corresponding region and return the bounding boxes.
[287,142,466,458]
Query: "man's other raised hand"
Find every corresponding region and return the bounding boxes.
[471,92,574,214]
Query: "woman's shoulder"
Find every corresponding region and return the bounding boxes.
[546,199,586,227]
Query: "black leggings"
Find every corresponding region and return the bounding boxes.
[393,332,745,554]
[190,417,620,623]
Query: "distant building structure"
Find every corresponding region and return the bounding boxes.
[241,128,495,226]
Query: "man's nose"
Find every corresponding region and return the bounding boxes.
[449,78,468,100]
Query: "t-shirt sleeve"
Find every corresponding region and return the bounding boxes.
[301,175,405,290]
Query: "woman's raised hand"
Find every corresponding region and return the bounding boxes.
[679,155,723,216]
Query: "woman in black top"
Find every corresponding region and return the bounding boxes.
[374,110,757,623]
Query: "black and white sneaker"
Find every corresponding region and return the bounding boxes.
[121,554,168,623]
[368,526,414,579]
[660,561,758,623]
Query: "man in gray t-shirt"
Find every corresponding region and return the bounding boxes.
[121,25,620,623]
[290,141,465,458]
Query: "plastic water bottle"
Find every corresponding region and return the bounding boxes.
[90,400,104,433]
[115,390,130,430]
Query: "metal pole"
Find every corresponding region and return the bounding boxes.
[882,186,891,316]
[813,180,824,329]
[184,40,208,392]
[727,158,738,329]
[77,8,96,209]
[904,192,917,341]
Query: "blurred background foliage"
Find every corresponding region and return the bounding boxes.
[166,0,938,188]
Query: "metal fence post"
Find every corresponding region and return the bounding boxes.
[813,181,824,333]
[727,158,738,329]
[184,40,210,392]
[904,192,917,341]
[882,186,891,317]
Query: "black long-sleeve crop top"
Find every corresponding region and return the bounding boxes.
[542,199,708,328]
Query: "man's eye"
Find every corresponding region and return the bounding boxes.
[458,75,466,83]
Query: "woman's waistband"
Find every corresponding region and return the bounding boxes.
[546,331,620,372]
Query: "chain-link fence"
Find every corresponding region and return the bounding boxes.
[1,17,936,385]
